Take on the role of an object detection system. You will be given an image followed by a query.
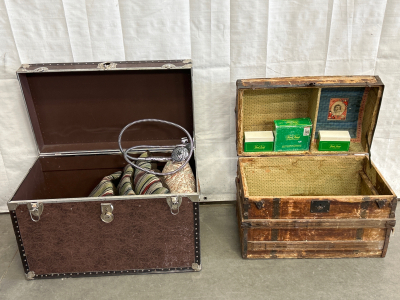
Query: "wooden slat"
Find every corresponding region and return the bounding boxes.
[248,228,386,242]
[248,240,384,251]
[245,250,383,259]
[245,197,393,219]
[237,76,382,90]
[241,218,395,229]
[359,171,379,195]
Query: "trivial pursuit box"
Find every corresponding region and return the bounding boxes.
[318,130,350,151]
[273,118,312,152]
[244,131,274,152]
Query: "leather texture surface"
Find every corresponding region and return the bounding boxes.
[15,198,195,275]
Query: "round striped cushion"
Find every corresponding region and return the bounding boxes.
[133,152,170,195]
[117,164,135,195]
[89,171,122,197]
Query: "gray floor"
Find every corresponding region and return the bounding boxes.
[0,204,399,300]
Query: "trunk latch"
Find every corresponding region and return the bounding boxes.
[27,202,44,222]
[101,203,114,223]
[167,196,182,215]
[310,200,330,213]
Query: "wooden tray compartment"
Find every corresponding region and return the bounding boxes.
[237,77,382,156]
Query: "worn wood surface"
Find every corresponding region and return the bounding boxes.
[236,177,395,259]
[237,76,383,90]
[247,228,386,242]
[248,240,384,251]
[359,171,379,195]
[245,250,383,259]
[241,218,395,229]
[246,197,394,220]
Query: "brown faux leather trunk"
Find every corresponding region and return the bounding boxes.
[235,76,397,259]
[8,60,201,279]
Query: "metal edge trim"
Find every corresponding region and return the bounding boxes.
[190,67,201,200]
[9,211,31,275]
[193,202,201,266]
[17,60,192,73]
[27,267,197,280]
[8,194,200,210]
[18,67,193,73]
[38,146,186,157]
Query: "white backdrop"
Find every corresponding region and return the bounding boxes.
[1,0,400,211]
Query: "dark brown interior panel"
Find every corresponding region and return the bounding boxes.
[12,154,197,201]
[19,69,193,153]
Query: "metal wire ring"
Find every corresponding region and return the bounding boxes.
[118,119,194,176]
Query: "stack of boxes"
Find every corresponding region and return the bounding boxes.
[244,118,350,153]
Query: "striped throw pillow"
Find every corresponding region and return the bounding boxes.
[89,171,122,197]
[117,164,135,195]
[133,152,170,195]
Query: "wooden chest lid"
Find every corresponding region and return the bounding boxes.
[17,60,193,155]
[236,76,384,157]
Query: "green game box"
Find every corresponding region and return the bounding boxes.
[318,130,350,151]
[273,118,312,152]
[244,131,274,152]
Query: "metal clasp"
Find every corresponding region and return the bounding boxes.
[33,67,49,72]
[101,203,114,223]
[27,203,44,222]
[310,200,330,213]
[167,196,182,215]
[162,63,176,69]
[97,62,117,70]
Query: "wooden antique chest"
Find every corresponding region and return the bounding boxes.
[7,60,201,279]
[235,76,397,259]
